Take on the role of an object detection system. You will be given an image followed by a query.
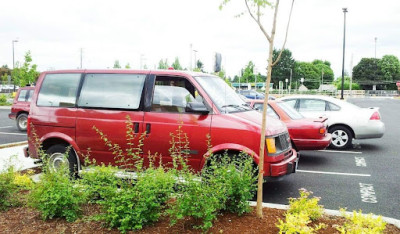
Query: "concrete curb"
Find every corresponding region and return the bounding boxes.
[248,201,400,228]
[0,106,12,109]
[0,141,28,149]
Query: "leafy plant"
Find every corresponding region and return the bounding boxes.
[336,209,386,234]
[97,168,175,233]
[277,212,326,234]
[168,153,257,230]
[287,188,324,221]
[0,94,9,105]
[79,164,120,202]
[0,167,18,210]
[28,165,86,222]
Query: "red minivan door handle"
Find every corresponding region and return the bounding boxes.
[146,123,151,134]
[134,122,139,133]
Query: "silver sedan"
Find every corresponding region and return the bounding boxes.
[279,95,385,149]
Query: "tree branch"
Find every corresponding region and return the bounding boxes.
[272,0,294,66]
[245,0,271,42]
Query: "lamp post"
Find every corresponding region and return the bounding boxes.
[374,37,377,59]
[193,49,198,70]
[341,8,348,100]
[12,39,18,91]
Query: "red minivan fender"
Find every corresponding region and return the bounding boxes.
[199,143,260,169]
[40,132,81,157]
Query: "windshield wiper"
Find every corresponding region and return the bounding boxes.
[221,104,249,111]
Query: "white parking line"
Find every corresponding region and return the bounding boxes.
[297,169,371,177]
[318,149,362,154]
[0,126,13,129]
[0,132,26,136]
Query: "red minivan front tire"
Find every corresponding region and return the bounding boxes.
[46,144,79,176]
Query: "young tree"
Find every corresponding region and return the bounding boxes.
[158,59,169,70]
[125,63,131,69]
[172,57,183,70]
[11,51,40,87]
[220,0,295,218]
[113,60,121,69]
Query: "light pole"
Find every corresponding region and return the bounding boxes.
[288,68,292,94]
[12,39,18,91]
[193,49,198,70]
[341,8,348,100]
[374,37,377,59]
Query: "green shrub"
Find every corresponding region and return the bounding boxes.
[0,94,8,105]
[288,188,324,221]
[205,154,257,215]
[79,164,120,202]
[336,209,386,234]
[168,172,225,230]
[277,212,326,234]
[97,167,175,233]
[168,154,257,230]
[0,167,18,210]
[28,166,86,222]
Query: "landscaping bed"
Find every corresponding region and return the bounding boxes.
[1,204,400,233]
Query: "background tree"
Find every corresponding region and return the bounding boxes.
[113,60,121,69]
[194,59,204,72]
[334,76,361,90]
[157,59,169,70]
[0,65,11,85]
[271,48,295,88]
[171,57,183,70]
[352,58,383,90]
[125,63,131,69]
[242,61,256,83]
[220,0,294,218]
[11,51,40,87]
[379,55,400,89]
[294,61,319,89]
[312,59,334,84]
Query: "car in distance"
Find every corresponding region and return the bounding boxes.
[248,99,331,151]
[8,86,35,131]
[25,69,298,179]
[238,89,275,100]
[279,95,385,149]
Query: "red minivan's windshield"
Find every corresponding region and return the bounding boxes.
[194,76,251,113]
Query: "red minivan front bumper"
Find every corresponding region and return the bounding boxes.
[266,149,298,178]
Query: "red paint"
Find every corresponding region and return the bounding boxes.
[248,100,332,151]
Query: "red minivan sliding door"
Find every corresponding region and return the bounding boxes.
[75,73,146,167]
[142,75,212,171]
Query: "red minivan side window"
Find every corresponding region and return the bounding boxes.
[37,73,81,107]
[78,74,146,109]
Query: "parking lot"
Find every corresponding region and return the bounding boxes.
[0,97,399,219]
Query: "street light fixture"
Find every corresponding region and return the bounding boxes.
[12,39,19,91]
[341,7,348,100]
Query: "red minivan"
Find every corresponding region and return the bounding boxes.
[9,86,35,131]
[25,70,298,179]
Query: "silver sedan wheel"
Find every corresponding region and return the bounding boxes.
[48,152,70,171]
[331,129,349,147]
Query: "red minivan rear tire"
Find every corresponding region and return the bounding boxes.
[46,144,79,177]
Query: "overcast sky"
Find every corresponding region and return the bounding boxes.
[1,0,399,79]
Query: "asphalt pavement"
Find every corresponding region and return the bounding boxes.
[0,107,28,145]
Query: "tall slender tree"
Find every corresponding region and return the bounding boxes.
[220,0,295,218]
